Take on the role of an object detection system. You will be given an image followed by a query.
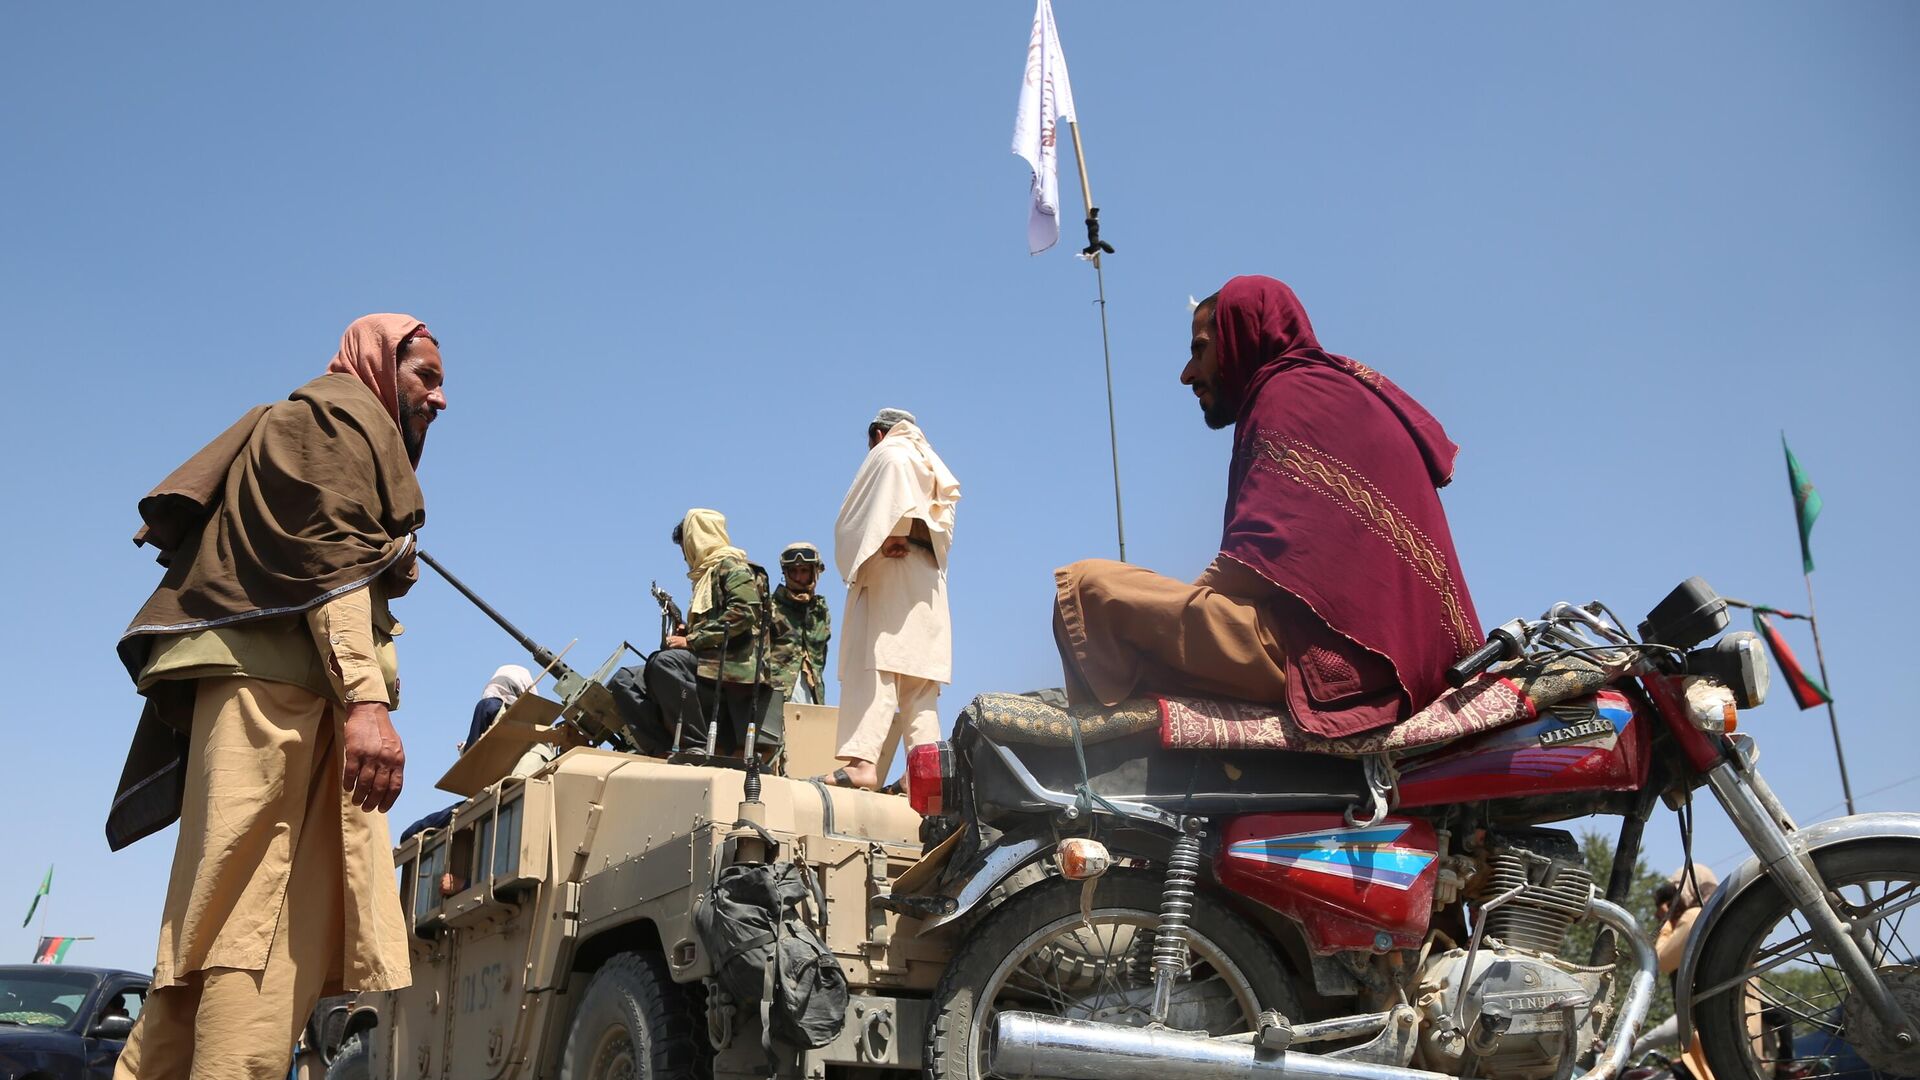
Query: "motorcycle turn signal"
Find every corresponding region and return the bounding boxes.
[1057,838,1112,881]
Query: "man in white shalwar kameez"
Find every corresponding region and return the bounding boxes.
[827,408,961,791]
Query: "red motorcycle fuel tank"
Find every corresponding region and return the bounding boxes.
[1395,689,1649,810]
[1216,813,1438,954]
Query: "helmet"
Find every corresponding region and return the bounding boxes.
[780,542,823,568]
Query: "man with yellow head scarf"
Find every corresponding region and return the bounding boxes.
[636,509,781,757]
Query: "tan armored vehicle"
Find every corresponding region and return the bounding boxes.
[332,735,943,1079]
[329,556,947,1079]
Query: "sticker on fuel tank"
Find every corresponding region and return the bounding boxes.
[1538,701,1618,748]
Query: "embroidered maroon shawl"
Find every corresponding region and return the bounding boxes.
[1215,276,1481,736]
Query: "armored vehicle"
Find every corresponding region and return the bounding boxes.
[330,554,947,1079]
[332,744,943,1079]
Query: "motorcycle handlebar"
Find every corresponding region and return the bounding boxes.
[1446,638,1506,688]
[1445,618,1528,688]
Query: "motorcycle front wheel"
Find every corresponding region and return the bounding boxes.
[1693,838,1920,1080]
[923,869,1298,1080]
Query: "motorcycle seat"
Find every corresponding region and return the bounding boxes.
[968,690,1160,747]
[956,699,1371,820]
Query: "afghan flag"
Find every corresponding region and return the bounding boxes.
[32,936,74,965]
[21,865,49,928]
[1754,609,1833,710]
[1783,435,1822,574]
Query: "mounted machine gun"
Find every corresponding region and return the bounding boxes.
[418,550,640,763]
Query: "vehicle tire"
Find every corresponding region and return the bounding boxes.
[324,1034,370,1080]
[1693,838,1920,1080]
[924,868,1298,1080]
[559,950,711,1080]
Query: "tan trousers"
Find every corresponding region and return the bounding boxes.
[1054,557,1289,707]
[116,677,406,1080]
[836,668,942,780]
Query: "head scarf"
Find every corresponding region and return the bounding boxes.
[1671,863,1719,910]
[835,420,961,582]
[1214,280,1456,486]
[480,664,534,706]
[326,313,431,461]
[680,509,749,616]
[1215,275,1481,735]
[112,365,426,851]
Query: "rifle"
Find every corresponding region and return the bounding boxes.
[650,581,685,650]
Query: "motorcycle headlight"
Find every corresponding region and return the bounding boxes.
[1686,631,1770,710]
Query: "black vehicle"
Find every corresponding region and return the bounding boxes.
[0,965,148,1080]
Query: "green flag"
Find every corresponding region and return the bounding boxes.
[1783,435,1822,574]
[21,865,51,928]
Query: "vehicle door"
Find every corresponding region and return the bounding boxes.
[83,980,145,1079]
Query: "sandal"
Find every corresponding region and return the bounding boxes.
[815,768,861,789]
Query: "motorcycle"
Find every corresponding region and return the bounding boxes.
[899,577,1920,1080]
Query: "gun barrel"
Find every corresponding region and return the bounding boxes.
[418,550,560,670]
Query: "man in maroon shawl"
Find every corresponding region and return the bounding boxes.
[1054,276,1481,737]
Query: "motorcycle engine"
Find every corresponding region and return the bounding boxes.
[1415,828,1607,1080]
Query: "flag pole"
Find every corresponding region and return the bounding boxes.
[1801,572,1856,815]
[1066,118,1125,562]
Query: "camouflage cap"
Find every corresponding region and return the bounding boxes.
[871,407,916,430]
[779,541,823,566]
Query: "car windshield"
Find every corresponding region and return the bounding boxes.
[0,969,97,1029]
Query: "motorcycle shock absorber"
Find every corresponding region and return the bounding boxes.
[1151,817,1204,1024]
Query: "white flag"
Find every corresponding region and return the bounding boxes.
[1012,0,1078,255]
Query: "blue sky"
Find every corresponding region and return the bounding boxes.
[2,4,1914,971]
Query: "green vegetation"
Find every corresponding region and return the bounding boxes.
[1566,830,1677,1028]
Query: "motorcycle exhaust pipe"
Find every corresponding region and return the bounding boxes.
[989,895,1658,1080]
[989,1013,1450,1080]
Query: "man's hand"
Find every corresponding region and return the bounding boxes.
[666,634,689,650]
[880,536,909,559]
[342,701,406,813]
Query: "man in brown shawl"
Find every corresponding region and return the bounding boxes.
[107,314,446,1080]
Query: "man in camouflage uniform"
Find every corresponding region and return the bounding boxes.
[636,509,782,757]
[768,542,832,705]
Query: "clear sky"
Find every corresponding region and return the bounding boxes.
[2,4,1914,972]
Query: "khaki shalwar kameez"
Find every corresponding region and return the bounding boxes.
[108,316,432,1080]
[115,589,409,1079]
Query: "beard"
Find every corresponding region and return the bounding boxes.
[399,399,434,464]
[1201,387,1239,430]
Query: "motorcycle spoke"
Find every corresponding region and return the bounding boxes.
[1002,962,1080,1013]
[1871,880,1920,963]
[1784,910,1851,1003]
[1088,924,1142,1018]
[1763,980,1847,1029]
[1745,984,1843,1032]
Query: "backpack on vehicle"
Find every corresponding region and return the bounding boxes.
[693,826,848,1060]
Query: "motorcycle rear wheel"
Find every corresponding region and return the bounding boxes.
[1693,838,1920,1080]
[924,869,1297,1080]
